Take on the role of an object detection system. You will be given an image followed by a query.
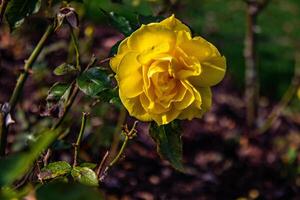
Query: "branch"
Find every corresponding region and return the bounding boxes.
[0,23,55,157]
[244,0,271,128]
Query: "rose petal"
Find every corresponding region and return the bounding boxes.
[128,24,176,52]
[160,14,191,34]
[189,56,226,87]
[118,52,143,98]
[119,90,151,121]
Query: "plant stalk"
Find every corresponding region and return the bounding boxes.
[244,2,259,128]
[9,24,55,110]
[0,23,55,157]
[73,112,88,167]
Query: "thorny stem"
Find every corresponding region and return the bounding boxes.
[258,54,300,134]
[0,23,55,157]
[0,0,9,26]
[244,0,270,128]
[73,112,88,167]
[9,24,55,109]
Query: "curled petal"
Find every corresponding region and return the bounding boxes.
[189,56,226,87]
[110,38,129,72]
[159,14,191,34]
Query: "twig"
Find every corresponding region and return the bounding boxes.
[99,121,138,181]
[73,112,88,167]
[96,150,109,177]
[43,148,51,166]
[244,0,270,128]
[258,54,300,134]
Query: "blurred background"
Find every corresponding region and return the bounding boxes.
[0,0,300,199]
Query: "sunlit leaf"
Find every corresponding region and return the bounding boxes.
[79,162,97,169]
[54,63,78,76]
[71,167,99,186]
[47,82,71,102]
[39,161,72,180]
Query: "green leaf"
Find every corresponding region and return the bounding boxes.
[5,0,41,30]
[71,167,99,186]
[36,181,104,200]
[47,82,71,102]
[39,161,72,180]
[109,40,121,56]
[54,63,78,76]
[137,14,163,26]
[96,88,121,107]
[149,121,184,172]
[79,162,97,169]
[0,129,61,186]
[76,67,111,97]
[100,9,133,36]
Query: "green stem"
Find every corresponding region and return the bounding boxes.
[0,23,55,157]
[9,24,55,110]
[73,112,88,167]
[109,135,128,167]
[70,26,80,70]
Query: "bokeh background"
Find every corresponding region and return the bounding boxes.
[1,0,300,199]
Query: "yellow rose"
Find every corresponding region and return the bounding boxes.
[110,15,226,125]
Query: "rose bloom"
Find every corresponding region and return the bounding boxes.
[110,15,226,125]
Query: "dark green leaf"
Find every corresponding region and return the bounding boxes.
[0,129,61,186]
[5,0,41,30]
[76,67,111,97]
[39,161,72,180]
[54,63,78,76]
[100,9,133,36]
[109,40,121,56]
[36,181,104,200]
[71,167,99,186]
[137,14,163,26]
[96,88,121,107]
[47,82,71,102]
[149,121,184,172]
